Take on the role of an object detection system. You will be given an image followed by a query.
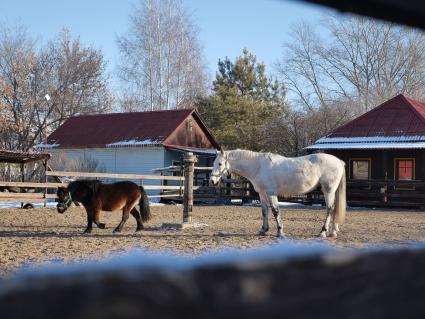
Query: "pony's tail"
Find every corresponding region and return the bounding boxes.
[334,161,346,224]
[139,186,151,222]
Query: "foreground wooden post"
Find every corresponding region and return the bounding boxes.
[183,152,197,224]
[160,152,198,230]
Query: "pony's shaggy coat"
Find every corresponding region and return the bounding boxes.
[57,180,151,233]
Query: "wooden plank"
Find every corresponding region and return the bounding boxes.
[0,193,44,199]
[143,185,185,190]
[46,171,184,181]
[0,182,66,188]
[148,194,183,198]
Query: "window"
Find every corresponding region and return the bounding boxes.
[350,159,370,180]
[395,159,414,181]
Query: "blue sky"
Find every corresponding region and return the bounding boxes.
[1,0,333,87]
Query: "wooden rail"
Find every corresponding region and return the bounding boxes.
[46,171,184,181]
[0,182,66,188]
[0,170,188,206]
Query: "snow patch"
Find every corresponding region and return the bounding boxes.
[306,142,425,149]
[34,143,60,149]
[106,139,161,147]
[11,240,336,279]
[316,135,425,143]
[0,201,58,209]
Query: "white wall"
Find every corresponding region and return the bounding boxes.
[49,147,165,194]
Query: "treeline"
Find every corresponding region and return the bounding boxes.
[2,1,425,156]
[0,26,112,152]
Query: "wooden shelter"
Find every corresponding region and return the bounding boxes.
[0,149,50,178]
[0,149,51,207]
[306,94,425,207]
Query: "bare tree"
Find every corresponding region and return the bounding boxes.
[0,25,113,151]
[277,15,425,114]
[117,0,208,111]
[272,15,425,155]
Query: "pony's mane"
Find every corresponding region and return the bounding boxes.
[225,149,276,161]
[68,179,101,192]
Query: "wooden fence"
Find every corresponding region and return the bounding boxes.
[4,154,424,208]
[0,171,185,206]
[195,176,425,207]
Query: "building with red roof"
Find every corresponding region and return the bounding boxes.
[307,94,425,207]
[37,109,219,184]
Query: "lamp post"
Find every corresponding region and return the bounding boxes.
[42,94,50,208]
[43,94,50,148]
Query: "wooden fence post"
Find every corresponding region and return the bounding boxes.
[183,152,197,224]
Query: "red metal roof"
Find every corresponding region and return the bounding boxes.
[328,94,425,138]
[45,109,204,148]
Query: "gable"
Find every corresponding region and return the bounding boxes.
[162,113,219,149]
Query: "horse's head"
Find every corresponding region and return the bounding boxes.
[210,150,230,186]
[56,186,73,214]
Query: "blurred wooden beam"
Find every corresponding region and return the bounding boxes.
[299,0,425,29]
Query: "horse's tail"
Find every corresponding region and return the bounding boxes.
[334,161,346,224]
[139,186,151,222]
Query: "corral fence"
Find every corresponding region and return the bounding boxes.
[2,152,424,209]
[204,178,425,208]
[0,169,186,207]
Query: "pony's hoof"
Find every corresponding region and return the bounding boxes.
[135,227,144,232]
[113,228,122,233]
[276,233,285,239]
[98,223,106,229]
[258,230,268,236]
[83,228,92,234]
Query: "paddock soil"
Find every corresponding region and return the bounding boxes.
[1,204,425,278]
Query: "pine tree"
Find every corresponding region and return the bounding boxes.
[198,48,286,151]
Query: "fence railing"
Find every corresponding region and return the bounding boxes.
[0,171,186,206]
[4,165,425,208]
[194,176,425,207]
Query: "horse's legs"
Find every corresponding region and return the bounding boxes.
[269,195,284,238]
[258,193,269,236]
[114,208,131,233]
[321,191,336,238]
[130,207,143,231]
[114,201,139,233]
[93,210,106,229]
[84,208,94,234]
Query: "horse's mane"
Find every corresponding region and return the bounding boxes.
[69,179,101,194]
[225,149,280,162]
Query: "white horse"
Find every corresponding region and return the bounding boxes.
[210,149,346,238]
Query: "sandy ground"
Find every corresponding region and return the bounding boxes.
[1,203,425,278]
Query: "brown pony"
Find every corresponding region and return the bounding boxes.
[57,180,151,234]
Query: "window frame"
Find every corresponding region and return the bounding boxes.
[349,158,371,181]
[394,157,415,190]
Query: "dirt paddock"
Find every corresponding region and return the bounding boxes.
[1,203,425,278]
